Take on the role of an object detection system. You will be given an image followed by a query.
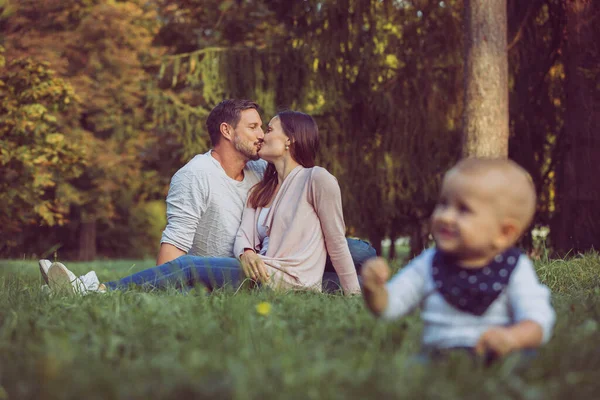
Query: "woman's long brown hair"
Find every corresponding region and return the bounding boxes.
[247,111,319,208]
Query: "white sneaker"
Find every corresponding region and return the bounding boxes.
[39,259,52,285]
[47,262,105,295]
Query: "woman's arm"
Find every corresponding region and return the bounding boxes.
[310,168,361,294]
[233,206,270,282]
[233,205,258,259]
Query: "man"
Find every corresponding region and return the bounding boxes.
[157,99,267,265]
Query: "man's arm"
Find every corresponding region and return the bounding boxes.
[156,243,186,265]
[159,167,208,265]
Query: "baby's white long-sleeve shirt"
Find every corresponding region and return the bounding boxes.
[381,249,555,349]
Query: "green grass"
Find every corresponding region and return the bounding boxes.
[0,256,599,400]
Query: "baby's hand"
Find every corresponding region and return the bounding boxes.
[475,327,520,357]
[361,257,390,292]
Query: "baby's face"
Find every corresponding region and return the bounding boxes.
[430,171,505,267]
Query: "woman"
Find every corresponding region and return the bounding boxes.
[235,111,360,293]
[43,111,360,295]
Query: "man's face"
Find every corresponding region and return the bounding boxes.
[231,109,264,160]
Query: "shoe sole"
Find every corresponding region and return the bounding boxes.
[48,264,74,293]
[39,260,51,285]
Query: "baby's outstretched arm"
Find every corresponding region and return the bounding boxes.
[361,257,391,315]
[362,252,429,320]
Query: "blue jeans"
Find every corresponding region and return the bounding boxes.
[105,255,244,291]
[322,238,376,292]
[105,238,376,292]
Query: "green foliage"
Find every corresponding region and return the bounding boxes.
[97,200,166,259]
[0,55,88,251]
[0,255,599,399]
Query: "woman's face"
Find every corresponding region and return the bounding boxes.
[258,116,290,162]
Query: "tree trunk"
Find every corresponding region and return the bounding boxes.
[78,219,97,261]
[409,223,425,260]
[389,235,397,260]
[551,0,600,254]
[463,0,509,157]
[368,233,382,257]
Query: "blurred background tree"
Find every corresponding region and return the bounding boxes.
[0,0,597,260]
[0,54,87,254]
[2,0,168,259]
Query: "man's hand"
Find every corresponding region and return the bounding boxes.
[361,257,390,292]
[240,249,270,283]
[475,327,519,357]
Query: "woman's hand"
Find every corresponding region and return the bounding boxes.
[240,249,270,283]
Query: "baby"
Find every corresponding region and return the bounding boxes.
[362,158,555,359]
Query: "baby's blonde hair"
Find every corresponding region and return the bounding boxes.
[448,157,537,234]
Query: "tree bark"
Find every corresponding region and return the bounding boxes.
[463,0,509,157]
[551,0,600,254]
[78,219,97,261]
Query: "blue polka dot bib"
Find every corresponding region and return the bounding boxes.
[431,247,522,316]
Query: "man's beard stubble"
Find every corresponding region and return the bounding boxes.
[233,135,260,161]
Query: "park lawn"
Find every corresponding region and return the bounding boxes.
[0,255,599,400]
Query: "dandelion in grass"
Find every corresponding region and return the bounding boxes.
[255,302,271,316]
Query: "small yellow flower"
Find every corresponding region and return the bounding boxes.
[255,302,272,316]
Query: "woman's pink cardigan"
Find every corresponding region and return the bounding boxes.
[233,166,361,294]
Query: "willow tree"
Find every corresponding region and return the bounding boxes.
[462,0,509,157]
[156,0,464,256]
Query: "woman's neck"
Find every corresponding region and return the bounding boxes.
[273,157,301,185]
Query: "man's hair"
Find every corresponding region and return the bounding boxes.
[205,99,259,146]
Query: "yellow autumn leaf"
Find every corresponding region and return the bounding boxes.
[46,133,64,144]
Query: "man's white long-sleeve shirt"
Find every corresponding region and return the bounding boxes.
[161,151,266,257]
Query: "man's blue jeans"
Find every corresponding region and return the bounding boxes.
[105,238,376,292]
